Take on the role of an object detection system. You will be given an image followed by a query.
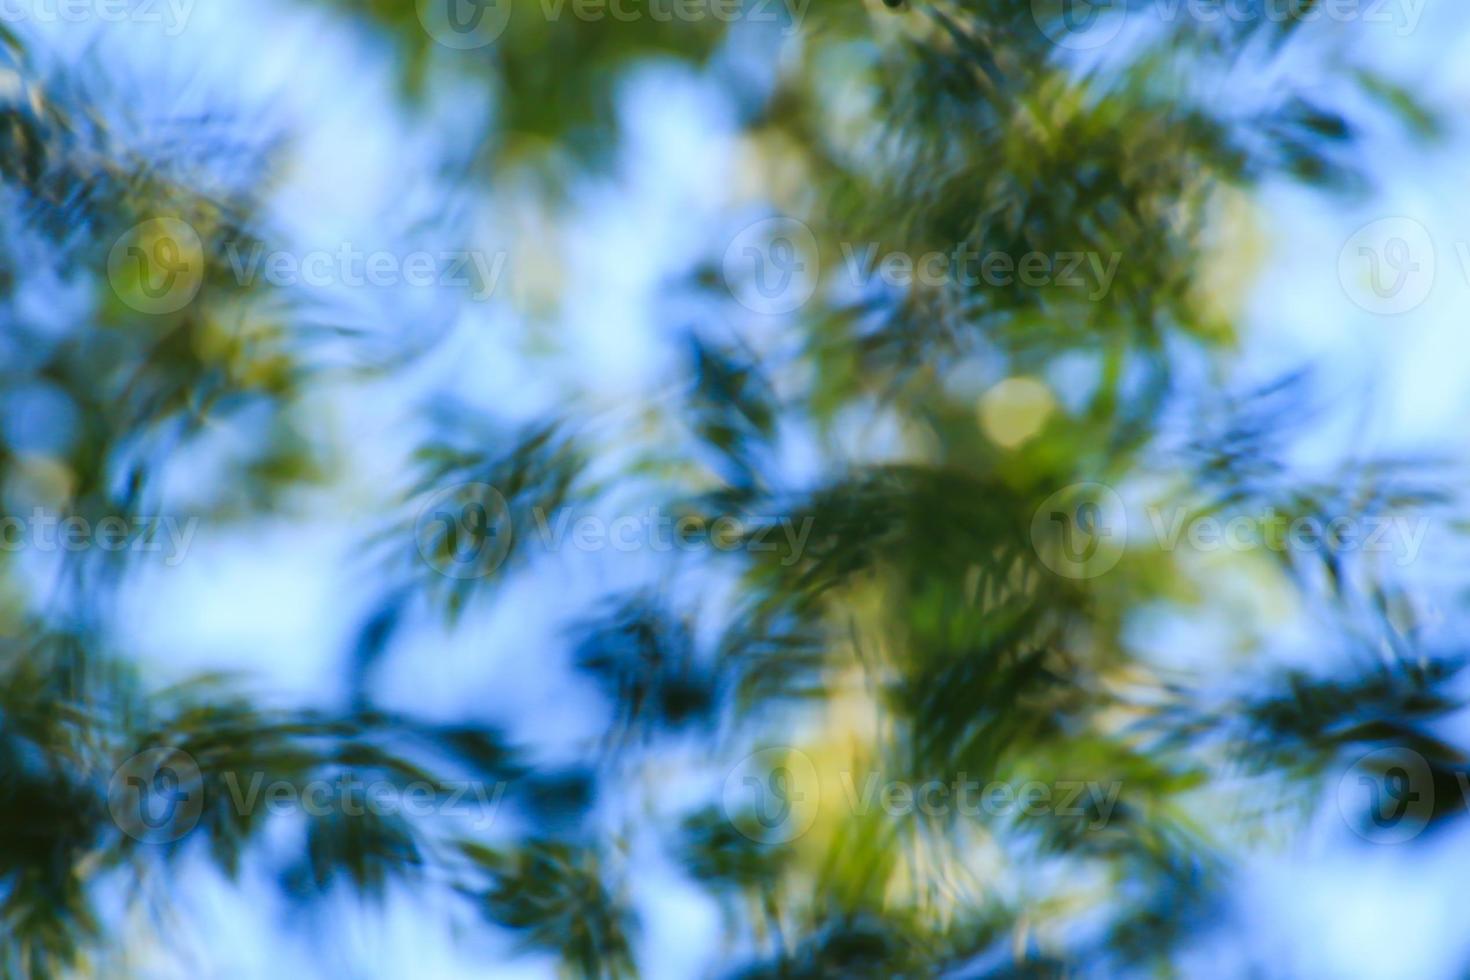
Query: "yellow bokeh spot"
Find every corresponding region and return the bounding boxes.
[979,377,1055,449]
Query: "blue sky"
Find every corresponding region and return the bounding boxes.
[16,0,1470,973]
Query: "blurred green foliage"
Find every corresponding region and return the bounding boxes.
[0,0,1462,976]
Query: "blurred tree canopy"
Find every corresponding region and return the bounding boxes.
[0,1,1462,977]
